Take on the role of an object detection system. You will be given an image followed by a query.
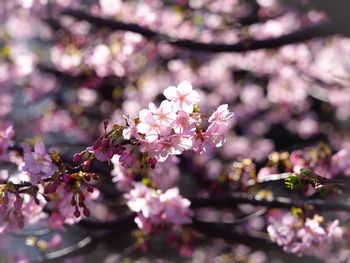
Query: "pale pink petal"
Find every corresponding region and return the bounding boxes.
[163,86,178,100]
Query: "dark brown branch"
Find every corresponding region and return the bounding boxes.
[190,192,350,211]
[41,214,137,262]
[61,9,338,53]
[78,213,136,230]
[76,193,350,232]
[37,63,84,82]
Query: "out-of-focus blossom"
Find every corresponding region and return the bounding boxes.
[268,211,343,261]
[22,141,57,184]
[0,126,14,160]
[160,187,193,225]
[331,149,350,176]
[99,0,122,16]
[125,183,193,233]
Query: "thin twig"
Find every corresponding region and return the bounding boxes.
[190,193,350,211]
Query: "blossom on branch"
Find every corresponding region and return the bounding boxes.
[22,141,57,184]
[125,183,193,233]
[163,81,200,113]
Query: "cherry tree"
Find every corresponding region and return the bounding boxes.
[1,0,350,262]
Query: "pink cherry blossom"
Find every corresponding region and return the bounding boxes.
[119,149,136,168]
[125,183,193,231]
[111,154,135,191]
[208,104,234,128]
[331,149,350,176]
[89,136,115,162]
[125,183,156,214]
[268,211,343,261]
[134,214,152,234]
[153,135,193,162]
[22,141,57,184]
[160,188,193,225]
[99,0,122,17]
[148,100,177,126]
[163,81,200,113]
[137,109,165,142]
[171,111,196,134]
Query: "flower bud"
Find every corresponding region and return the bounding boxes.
[74,206,81,218]
[83,207,91,217]
[73,153,83,164]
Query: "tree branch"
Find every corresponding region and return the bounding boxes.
[190,192,350,211]
[41,214,137,262]
[61,9,338,53]
[192,220,322,263]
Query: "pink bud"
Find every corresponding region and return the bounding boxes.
[116,145,124,155]
[84,174,91,181]
[83,160,92,171]
[87,185,94,193]
[103,120,109,131]
[83,207,91,217]
[14,196,23,210]
[148,157,157,169]
[92,140,102,150]
[73,153,83,164]
[74,207,81,218]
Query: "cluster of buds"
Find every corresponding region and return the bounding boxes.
[0,181,45,232]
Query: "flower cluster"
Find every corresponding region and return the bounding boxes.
[125,183,193,233]
[267,210,343,262]
[0,137,102,233]
[48,182,100,229]
[22,141,58,184]
[0,82,232,236]
[121,81,233,163]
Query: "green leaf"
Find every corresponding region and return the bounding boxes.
[316,185,328,197]
[285,174,300,189]
[300,168,314,177]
